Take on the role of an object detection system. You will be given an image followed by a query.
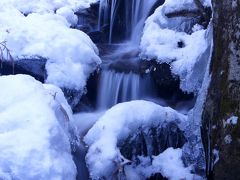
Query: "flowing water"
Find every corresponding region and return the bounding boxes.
[75,1,162,179]
[96,0,158,111]
[97,70,155,109]
[98,0,157,43]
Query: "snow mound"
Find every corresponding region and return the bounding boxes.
[0,75,76,180]
[140,0,212,93]
[0,2,101,91]
[0,0,99,14]
[143,148,194,180]
[84,100,187,179]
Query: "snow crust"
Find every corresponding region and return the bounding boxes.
[147,148,194,180]
[84,100,187,179]
[0,0,99,14]
[0,1,101,91]
[140,0,211,92]
[226,116,238,126]
[123,148,197,180]
[0,75,76,180]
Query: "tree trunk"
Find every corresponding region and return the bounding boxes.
[202,0,240,179]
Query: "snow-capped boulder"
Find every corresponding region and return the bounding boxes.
[140,0,212,93]
[0,1,101,97]
[84,100,188,179]
[0,75,76,180]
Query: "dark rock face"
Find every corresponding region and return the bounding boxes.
[0,57,47,82]
[72,70,99,113]
[119,122,186,162]
[202,0,240,179]
[75,3,99,32]
[62,88,84,110]
[77,59,195,112]
[148,0,165,16]
[74,2,110,43]
[0,58,86,111]
[118,121,185,179]
[147,173,168,180]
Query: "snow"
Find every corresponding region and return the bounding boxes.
[0,75,76,180]
[149,148,194,180]
[140,0,211,92]
[0,1,101,91]
[213,149,219,165]
[159,0,198,13]
[0,0,99,14]
[226,116,238,126]
[224,135,232,144]
[84,100,187,179]
[123,148,197,180]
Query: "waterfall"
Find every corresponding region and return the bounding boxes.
[98,0,157,43]
[97,70,154,109]
[96,0,158,109]
[97,0,109,30]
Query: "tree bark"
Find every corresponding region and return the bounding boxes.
[202,0,240,179]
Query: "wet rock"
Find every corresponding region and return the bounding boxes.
[72,70,100,113]
[62,88,83,111]
[74,2,110,43]
[0,57,47,82]
[98,52,195,109]
[147,173,168,180]
[140,60,194,104]
[119,122,186,162]
[75,3,99,32]
[0,58,88,112]
[148,0,165,16]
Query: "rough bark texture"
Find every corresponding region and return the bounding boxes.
[202,0,240,179]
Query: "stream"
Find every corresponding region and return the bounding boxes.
[73,0,194,179]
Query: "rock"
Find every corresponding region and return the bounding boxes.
[99,50,195,109]
[148,0,165,16]
[0,57,47,82]
[75,3,99,32]
[75,2,111,43]
[62,88,84,111]
[119,122,186,162]
[0,58,87,111]
[140,60,195,105]
[147,173,168,180]
[72,70,100,113]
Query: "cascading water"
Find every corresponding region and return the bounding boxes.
[73,1,199,179]
[97,70,155,109]
[97,70,140,109]
[96,0,158,110]
[98,0,157,43]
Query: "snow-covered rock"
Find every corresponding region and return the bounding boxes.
[140,0,212,93]
[0,1,101,91]
[132,148,195,180]
[84,100,188,179]
[0,75,76,180]
[0,0,99,14]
